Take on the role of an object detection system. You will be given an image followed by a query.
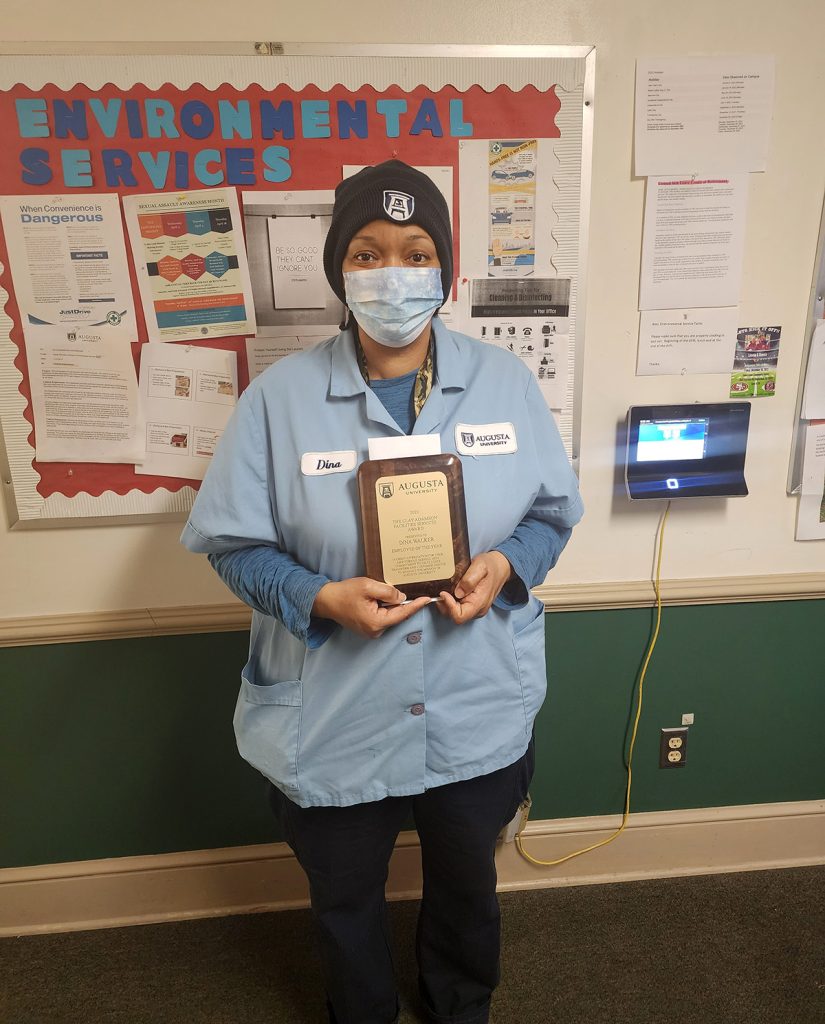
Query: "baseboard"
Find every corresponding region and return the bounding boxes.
[2,799,823,937]
[2,573,825,646]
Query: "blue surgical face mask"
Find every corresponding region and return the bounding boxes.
[343,267,443,348]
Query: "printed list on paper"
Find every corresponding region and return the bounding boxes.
[635,56,775,175]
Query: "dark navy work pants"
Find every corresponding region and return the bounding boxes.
[269,740,534,1024]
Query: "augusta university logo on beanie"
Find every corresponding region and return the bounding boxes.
[383,190,414,221]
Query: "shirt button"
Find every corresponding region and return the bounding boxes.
[410,703,425,716]
[406,631,423,645]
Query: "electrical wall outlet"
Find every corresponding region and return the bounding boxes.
[659,727,688,768]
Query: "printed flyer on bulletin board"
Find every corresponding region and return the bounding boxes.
[123,188,256,344]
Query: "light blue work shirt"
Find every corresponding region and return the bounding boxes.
[181,319,583,807]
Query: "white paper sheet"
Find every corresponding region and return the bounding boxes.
[796,422,825,541]
[241,190,341,334]
[639,175,749,310]
[267,216,327,309]
[637,308,739,375]
[123,188,256,343]
[245,330,333,381]
[635,56,775,175]
[368,434,442,460]
[0,194,137,337]
[457,140,556,281]
[136,343,238,479]
[802,321,825,420]
[25,327,143,463]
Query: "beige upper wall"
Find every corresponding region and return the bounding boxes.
[2,0,825,618]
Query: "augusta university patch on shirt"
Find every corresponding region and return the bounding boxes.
[455,423,517,455]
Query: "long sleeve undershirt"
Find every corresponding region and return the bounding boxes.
[208,370,571,648]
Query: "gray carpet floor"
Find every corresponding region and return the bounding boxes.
[2,865,824,1023]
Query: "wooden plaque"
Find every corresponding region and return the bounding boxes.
[357,454,471,599]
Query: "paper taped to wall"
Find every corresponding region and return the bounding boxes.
[637,308,738,375]
[639,175,749,310]
[634,56,775,176]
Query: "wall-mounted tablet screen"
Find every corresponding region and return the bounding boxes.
[626,403,750,499]
[637,417,709,463]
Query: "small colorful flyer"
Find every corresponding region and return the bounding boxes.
[124,188,256,343]
[730,325,781,398]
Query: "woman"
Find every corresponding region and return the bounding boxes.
[182,161,583,1024]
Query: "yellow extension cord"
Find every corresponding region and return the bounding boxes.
[515,500,672,868]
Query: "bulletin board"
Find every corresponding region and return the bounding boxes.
[0,45,594,528]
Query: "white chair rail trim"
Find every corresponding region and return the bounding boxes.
[2,572,824,647]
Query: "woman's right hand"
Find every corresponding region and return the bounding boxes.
[313,578,431,639]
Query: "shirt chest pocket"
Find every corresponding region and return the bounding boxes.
[458,447,533,551]
[278,454,363,576]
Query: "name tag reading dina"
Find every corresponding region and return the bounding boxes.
[455,423,517,455]
[301,450,357,476]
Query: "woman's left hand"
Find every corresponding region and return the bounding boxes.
[436,551,512,625]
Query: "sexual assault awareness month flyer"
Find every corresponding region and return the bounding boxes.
[123,188,256,343]
[0,193,136,338]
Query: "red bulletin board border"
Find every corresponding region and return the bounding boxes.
[0,82,561,502]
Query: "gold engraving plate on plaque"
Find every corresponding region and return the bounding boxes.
[357,454,471,599]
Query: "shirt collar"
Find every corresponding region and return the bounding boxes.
[328,318,467,400]
[431,317,466,392]
[329,328,368,398]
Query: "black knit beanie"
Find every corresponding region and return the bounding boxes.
[323,160,453,306]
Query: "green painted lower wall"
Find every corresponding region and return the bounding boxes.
[2,600,823,870]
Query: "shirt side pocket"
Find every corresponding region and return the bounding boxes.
[234,675,303,796]
[512,600,547,736]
